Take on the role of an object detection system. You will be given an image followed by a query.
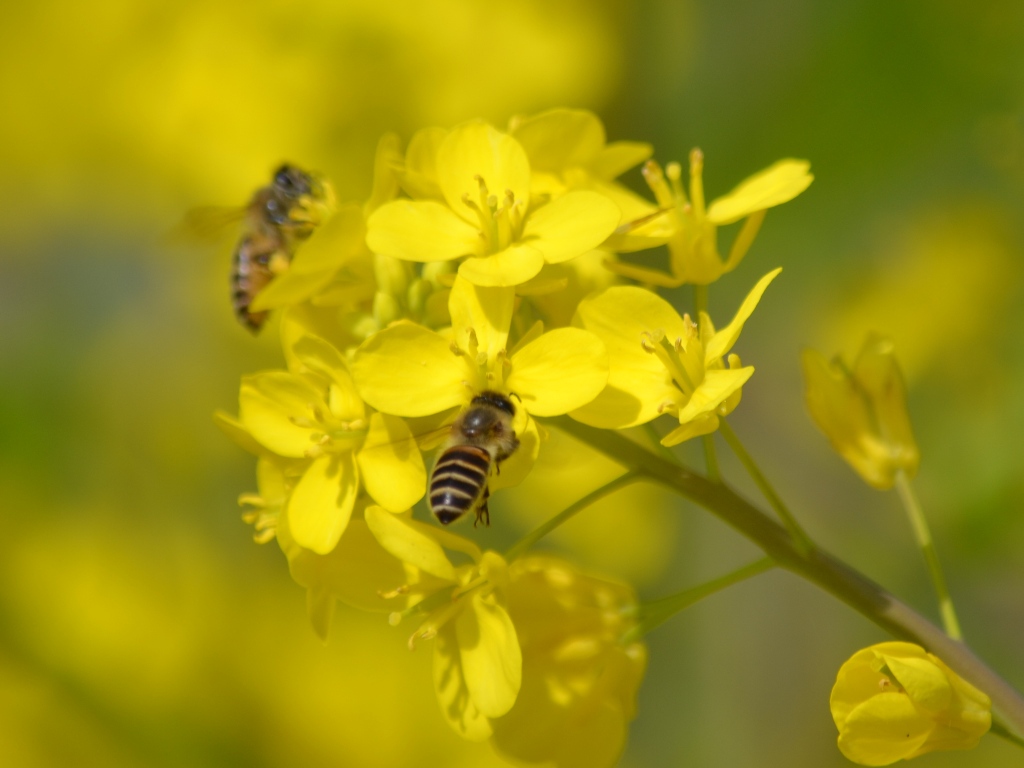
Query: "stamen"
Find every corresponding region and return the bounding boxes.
[379,584,410,599]
[474,175,491,210]
[666,162,685,202]
[689,148,706,217]
[461,192,482,215]
[643,160,679,210]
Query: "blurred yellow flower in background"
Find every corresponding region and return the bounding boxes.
[491,555,646,768]
[802,334,919,490]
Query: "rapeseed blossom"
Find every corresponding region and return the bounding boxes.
[365,506,522,739]
[366,120,621,287]
[349,275,609,483]
[609,151,812,286]
[831,642,991,765]
[226,335,426,553]
[571,269,780,444]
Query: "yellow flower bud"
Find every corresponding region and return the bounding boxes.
[802,334,919,489]
[830,642,991,766]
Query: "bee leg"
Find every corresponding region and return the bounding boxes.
[474,488,491,528]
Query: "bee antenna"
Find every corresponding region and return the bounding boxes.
[509,391,522,404]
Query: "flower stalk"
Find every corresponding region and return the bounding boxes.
[504,471,642,562]
[622,556,775,644]
[718,418,813,556]
[894,469,963,640]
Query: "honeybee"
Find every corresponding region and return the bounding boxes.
[430,391,520,527]
[230,164,333,332]
[177,164,334,332]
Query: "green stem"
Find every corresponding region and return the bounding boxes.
[623,557,775,644]
[702,433,721,482]
[505,471,641,562]
[719,418,813,556]
[643,422,680,464]
[550,416,1024,744]
[992,722,1024,750]
[894,471,963,641]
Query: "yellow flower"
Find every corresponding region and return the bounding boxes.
[802,334,919,489]
[235,334,426,554]
[364,506,522,740]
[366,120,621,287]
[830,642,991,766]
[609,150,812,286]
[349,275,609,487]
[490,556,647,768]
[508,107,653,221]
[572,269,780,445]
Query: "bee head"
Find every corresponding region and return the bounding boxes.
[462,391,515,440]
[470,391,516,416]
[272,164,313,197]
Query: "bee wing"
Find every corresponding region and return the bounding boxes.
[165,206,247,245]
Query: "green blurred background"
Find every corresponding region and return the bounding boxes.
[3,0,1023,765]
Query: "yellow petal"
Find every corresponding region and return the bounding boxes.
[448,275,514,364]
[456,591,522,718]
[438,121,531,221]
[239,372,320,458]
[402,126,448,201]
[571,286,688,427]
[705,268,781,361]
[675,367,755,425]
[290,334,361,417]
[458,244,545,287]
[213,410,264,456]
[364,505,455,581]
[570,368,677,429]
[434,622,493,741]
[838,692,933,766]
[286,519,410,616]
[661,413,720,446]
[288,453,358,554]
[592,141,654,180]
[356,413,426,512]
[366,200,481,262]
[510,108,605,172]
[292,203,366,275]
[350,321,467,417]
[250,269,337,312]
[523,191,621,264]
[707,159,813,225]
[507,328,609,417]
[882,654,952,715]
[365,132,403,214]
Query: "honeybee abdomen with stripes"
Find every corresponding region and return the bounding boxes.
[429,391,520,526]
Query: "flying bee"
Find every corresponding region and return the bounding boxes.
[429,391,520,527]
[230,164,334,332]
[176,163,334,332]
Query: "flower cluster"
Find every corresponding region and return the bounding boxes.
[216,108,824,765]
